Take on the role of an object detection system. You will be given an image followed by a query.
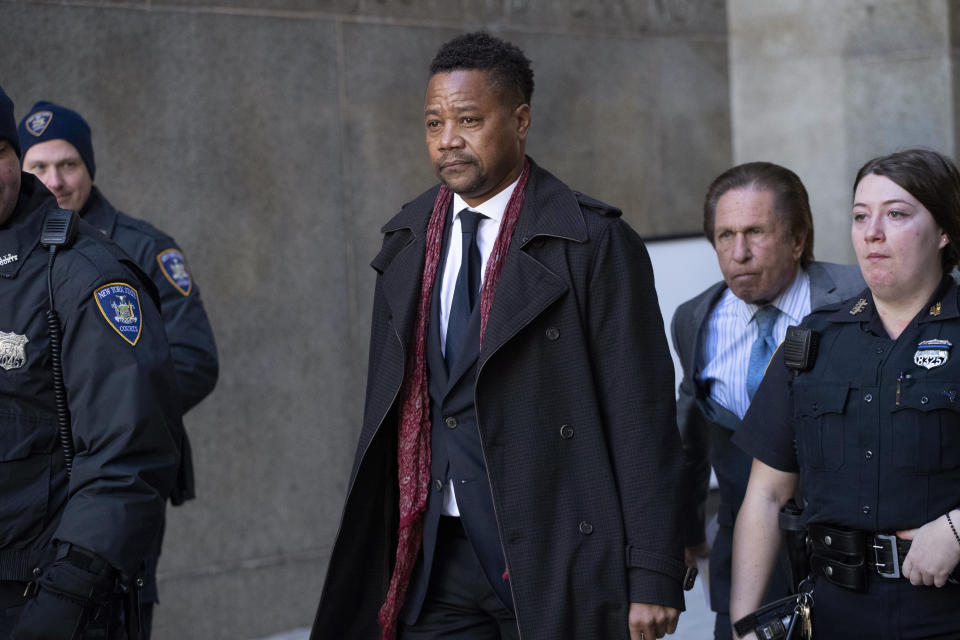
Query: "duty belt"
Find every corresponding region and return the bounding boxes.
[808,524,960,590]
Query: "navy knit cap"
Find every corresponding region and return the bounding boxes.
[0,85,18,157]
[17,101,95,179]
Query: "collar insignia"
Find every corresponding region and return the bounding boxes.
[0,331,28,370]
[850,298,868,315]
[94,283,143,346]
[156,249,192,296]
[915,338,952,369]
[930,301,942,316]
[0,253,17,266]
[25,111,53,137]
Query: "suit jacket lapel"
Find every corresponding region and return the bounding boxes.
[807,261,843,310]
[685,282,727,384]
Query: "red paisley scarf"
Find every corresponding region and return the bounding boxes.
[378,160,531,639]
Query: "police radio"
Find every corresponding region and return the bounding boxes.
[40,209,79,476]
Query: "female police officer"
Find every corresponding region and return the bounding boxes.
[729,149,960,639]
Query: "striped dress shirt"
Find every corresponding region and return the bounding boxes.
[699,269,811,420]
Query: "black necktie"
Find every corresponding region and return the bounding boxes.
[445,209,483,369]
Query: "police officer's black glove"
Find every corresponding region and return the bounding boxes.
[12,545,117,640]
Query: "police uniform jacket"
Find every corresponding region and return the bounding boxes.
[0,174,180,579]
[671,263,864,613]
[734,276,960,534]
[81,186,218,503]
[312,160,686,639]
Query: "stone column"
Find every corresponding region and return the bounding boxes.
[728,0,959,263]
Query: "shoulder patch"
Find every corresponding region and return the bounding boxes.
[24,111,53,137]
[156,249,192,296]
[94,283,143,346]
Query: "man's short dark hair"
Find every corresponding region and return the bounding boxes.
[855,148,960,274]
[703,161,815,267]
[429,32,534,107]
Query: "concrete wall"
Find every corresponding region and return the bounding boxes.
[729,0,960,264]
[0,1,730,637]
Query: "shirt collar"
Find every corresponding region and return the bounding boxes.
[451,174,521,224]
[731,267,810,325]
[78,187,118,237]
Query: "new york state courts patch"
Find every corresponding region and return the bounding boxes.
[94,283,142,346]
[156,249,192,296]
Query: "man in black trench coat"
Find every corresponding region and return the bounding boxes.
[313,32,687,640]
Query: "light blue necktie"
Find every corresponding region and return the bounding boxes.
[746,305,780,401]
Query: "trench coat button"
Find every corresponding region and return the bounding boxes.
[811,402,819,411]
[433,479,443,492]
[579,521,593,535]
[823,535,832,546]
[921,395,929,405]
[864,394,873,403]
[445,417,458,429]
[825,565,834,577]
[862,505,871,514]
[560,424,574,439]
[31,567,41,578]
[545,327,560,341]
[865,450,873,460]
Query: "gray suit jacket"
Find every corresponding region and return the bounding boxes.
[670,261,864,612]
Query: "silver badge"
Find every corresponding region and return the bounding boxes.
[0,331,28,370]
[914,338,952,370]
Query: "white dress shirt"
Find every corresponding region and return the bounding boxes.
[438,176,520,515]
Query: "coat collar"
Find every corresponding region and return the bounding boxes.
[806,262,844,309]
[79,186,119,238]
[372,159,587,368]
[378,157,589,245]
[512,158,588,247]
[0,173,57,279]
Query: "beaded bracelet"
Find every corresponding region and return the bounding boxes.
[946,511,960,550]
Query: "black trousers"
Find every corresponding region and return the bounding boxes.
[400,517,518,640]
[811,574,960,639]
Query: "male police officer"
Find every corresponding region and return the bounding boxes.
[672,162,864,639]
[17,101,219,637]
[0,85,180,638]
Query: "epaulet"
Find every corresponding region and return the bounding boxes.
[574,191,622,218]
[113,210,171,243]
[803,300,847,329]
[65,223,161,308]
